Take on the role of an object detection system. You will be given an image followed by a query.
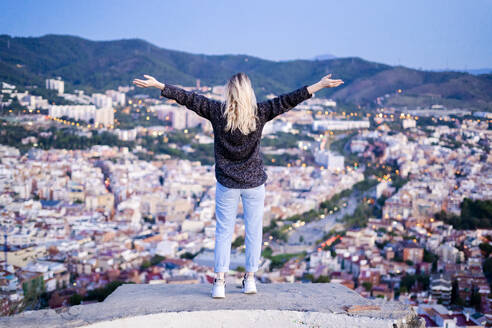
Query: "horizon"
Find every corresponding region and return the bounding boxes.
[2,32,491,75]
[1,0,491,71]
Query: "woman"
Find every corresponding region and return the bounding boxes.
[132,72,344,298]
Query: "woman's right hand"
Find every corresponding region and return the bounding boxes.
[307,73,344,95]
[132,75,165,90]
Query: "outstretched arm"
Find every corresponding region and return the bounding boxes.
[132,75,217,121]
[259,74,344,122]
[259,85,313,122]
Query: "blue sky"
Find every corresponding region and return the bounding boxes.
[1,0,491,70]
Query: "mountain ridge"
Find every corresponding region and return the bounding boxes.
[0,34,491,110]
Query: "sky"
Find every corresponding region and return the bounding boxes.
[1,0,491,70]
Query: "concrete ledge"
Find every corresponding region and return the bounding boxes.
[0,283,425,328]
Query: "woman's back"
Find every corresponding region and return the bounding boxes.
[161,83,313,189]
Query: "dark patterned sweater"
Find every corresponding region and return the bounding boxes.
[161,84,313,189]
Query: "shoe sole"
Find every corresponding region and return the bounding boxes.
[242,289,257,294]
[212,295,225,299]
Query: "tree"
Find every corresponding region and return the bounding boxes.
[313,275,331,283]
[451,280,465,306]
[232,236,245,249]
[69,293,83,306]
[180,252,196,260]
[479,243,492,258]
[470,286,482,311]
[362,281,373,292]
[400,275,416,292]
[150,254,165,266]
[483,258,492,282]
[140,260,151,270]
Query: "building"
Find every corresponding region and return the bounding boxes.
[263,120,293,135]
[105,90,126,106]
[151,104,206,130]
[312,119,370,131]
[92,93,113,108]
[314,150,344,171]
[304,97,337,107]
[403,242,424,264]
[49,105,114,127]
[350,139,368,153]
[113,128,137,141]
[430,274,452,305]
[45,78,64,95]
[402,119,416,129]
[473,111,492,119]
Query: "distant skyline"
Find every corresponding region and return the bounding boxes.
[1,0,491,71]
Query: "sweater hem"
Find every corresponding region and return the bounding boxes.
[216,174,267,189]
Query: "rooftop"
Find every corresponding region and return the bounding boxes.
[1,282,424,328]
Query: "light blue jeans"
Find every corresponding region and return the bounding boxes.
[214,180,265,273]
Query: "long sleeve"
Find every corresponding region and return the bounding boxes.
[258,85,313,122]
[160,84,218,121]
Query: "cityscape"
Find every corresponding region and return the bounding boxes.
[0,71,491,327]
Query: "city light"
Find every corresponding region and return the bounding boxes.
[1,40,490,322]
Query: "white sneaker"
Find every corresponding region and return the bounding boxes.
[241,274,257,294]
[211,278,225,299]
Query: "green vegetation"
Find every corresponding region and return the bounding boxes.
[150,254,166,265]
[361,160,408,192]
[470,286,482,311]
[69,293,83,306]
[29,87,75,105]
[84,281,135,302]
[231,236,244,249]
[302,273,331,283]
[341,201,373,229]
[2,35,492,110]
[261,247,307,270]
[180,252,198,260]
[0,123,134,154]
[423,249,439,264]
[435,198,492,229]
[262,152,298,167]
[21,276,45,311]
[263,219,289,243]
[484,258,492,289]
[319,189,352,212]
[353,179,378,192]
[362,281,373,292]
[479,243,492,258]
[261,132,314,149]
[42,129,132,150]
[115,110,165,129]
[399,274,430,293]
[139,133,215,165]
[0,34,393,100]
[391,175,409,191]
[451,280,465,306]
[329,131,357,155]
[140,254,166,270]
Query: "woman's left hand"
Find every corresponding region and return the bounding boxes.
[133,75,164,89]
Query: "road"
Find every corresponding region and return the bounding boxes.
[287,193,358,245]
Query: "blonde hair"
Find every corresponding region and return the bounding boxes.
[222,72,258,135]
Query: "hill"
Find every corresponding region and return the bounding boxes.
[0,34,491,110]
